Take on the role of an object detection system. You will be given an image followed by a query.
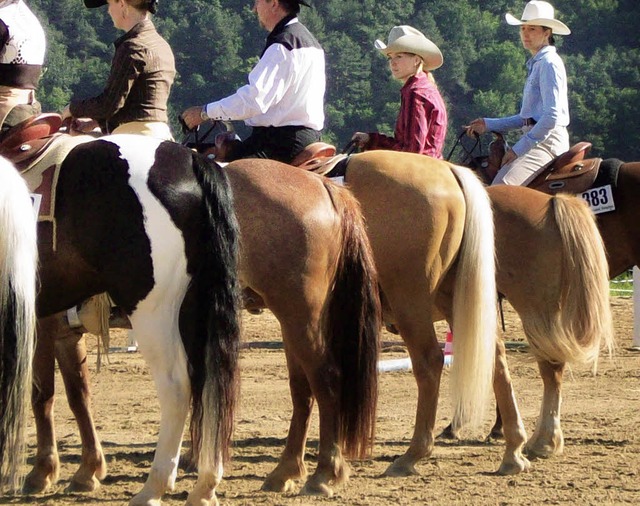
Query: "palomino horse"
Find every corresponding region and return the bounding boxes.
[0,157,37,493]
[24,136,380,500]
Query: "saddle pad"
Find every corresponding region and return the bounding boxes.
[21,134,95,249]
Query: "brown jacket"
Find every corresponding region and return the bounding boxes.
[70,19,175,133]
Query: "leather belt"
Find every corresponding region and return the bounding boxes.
[524,117,537,126]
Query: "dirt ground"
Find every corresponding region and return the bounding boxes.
[3,297,640,505]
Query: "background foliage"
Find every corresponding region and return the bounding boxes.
[28,0,640,159]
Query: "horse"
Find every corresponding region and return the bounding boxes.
[0,157,38,494]
[441,136,617,456]
[23,134,380,501]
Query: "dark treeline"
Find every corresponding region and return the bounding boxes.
[29,0,640,159]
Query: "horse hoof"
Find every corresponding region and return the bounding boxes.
[524,443,563,459]
[261,476,296,494]
[22,474,53,494]
[67,475,101,492]
[23,458,59,494]
[383,460,419,477]
[436,423,460,440]
[300,480,333,497]
[497,455,531,475]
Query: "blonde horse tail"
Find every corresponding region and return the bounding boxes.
[448,166,497,429]
[524,193,613,368]
[321,179,381,459]
[0,158,37,493]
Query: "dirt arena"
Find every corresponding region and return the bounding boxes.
[3,297,640,505]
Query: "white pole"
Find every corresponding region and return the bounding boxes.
[377,357,412,373]
[633,267,640,349]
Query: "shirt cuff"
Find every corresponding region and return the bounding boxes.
[200,105,209,121]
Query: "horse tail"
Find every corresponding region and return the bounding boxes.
[524,193,613,368]
[0,158,37,492]
[321,179,381,459]
[448,166,497,429]
[187,152,241,472]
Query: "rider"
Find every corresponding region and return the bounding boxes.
[181,0,325,164]
[62,0,175,140]
[351,25,448,158]
[465,1,571,185]
[0,0,46,135]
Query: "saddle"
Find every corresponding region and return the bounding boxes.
[0,113,63,172]
[211,133,344,176]
[485,133,603,195]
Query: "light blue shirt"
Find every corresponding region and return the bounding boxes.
[484,45,569,156]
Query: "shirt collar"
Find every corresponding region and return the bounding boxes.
[527,45,556,67]
[114,18,154,49]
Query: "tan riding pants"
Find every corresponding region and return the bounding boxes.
[491,125,570,186]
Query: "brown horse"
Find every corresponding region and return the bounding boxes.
[449,156,630,453]
[0,158,37,493]
[24,137,380,501]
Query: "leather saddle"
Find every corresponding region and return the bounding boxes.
[211,132,344,176]
[483,133,603,195]
[0,113,63,172]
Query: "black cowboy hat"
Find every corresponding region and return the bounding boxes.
[83,0,158,13]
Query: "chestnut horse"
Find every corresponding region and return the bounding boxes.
[447,158,630,454]
[24,136,380,501]
[0,158,37,493]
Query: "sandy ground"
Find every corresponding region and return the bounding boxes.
[2,297,640,505]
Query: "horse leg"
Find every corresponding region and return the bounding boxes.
[128,318,192,506]
[299,348,350,497]
[524,359,565,458]
[384,311,442,477]
[261,350,312,493]
[23,314,65,493]
[492,338,530,474]
[54,325,107,491]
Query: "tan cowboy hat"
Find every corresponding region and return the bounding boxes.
[374,25,443,71]
[505,1,571,35]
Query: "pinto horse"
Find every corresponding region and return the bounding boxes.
[24,136,380,500]
[0,157,38,493]
[28,134,242,505]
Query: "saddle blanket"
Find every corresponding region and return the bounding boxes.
[21,134,94,248]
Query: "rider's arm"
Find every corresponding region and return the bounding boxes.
[203,43,294,122]
[69,41,142,122]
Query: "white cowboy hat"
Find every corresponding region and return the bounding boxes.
[505,1,571,35]
[374,25,443,71]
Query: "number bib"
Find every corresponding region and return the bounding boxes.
[580,185,615,214]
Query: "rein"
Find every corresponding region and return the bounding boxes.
[445,130,481,164]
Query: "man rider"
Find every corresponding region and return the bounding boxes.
[181,0,325,164]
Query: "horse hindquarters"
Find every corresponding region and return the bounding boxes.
[0,158,37,492]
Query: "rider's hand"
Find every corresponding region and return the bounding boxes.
[61,104,72,120]
[71,118,100,135]
[181,105,207,130]
[464,118,487,138]
[501,148,517,167]
[351,132,370,148]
